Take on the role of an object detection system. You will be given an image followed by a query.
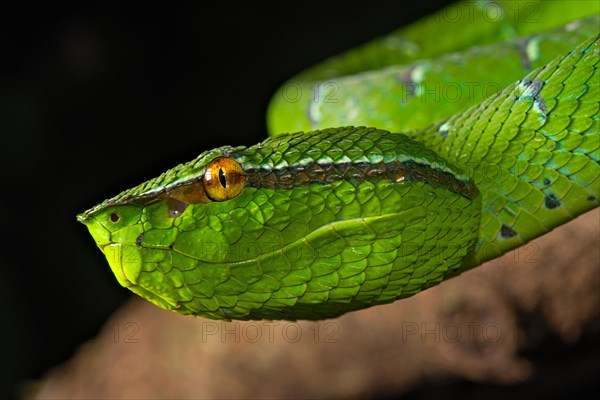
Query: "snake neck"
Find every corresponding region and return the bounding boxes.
[408,35,600,266]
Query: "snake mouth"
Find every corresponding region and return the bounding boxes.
[171,209,424,268]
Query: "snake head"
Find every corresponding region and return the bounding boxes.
[78,127,480,320]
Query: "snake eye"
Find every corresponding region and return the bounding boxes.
[203,157,246,201]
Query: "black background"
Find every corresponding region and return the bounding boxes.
[1,2,598,399]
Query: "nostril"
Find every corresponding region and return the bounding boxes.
[110,213,120,223]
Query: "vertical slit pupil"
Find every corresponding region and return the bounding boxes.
[218,168,227,188]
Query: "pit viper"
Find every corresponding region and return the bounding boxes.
[78,1,599,320]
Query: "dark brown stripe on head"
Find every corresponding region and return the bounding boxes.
[244,161,479,200]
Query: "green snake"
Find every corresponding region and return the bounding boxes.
[78,1,599,320]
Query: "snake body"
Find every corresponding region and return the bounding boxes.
[78,1,599,320]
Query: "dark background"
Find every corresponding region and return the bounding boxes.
[1,2,598,399]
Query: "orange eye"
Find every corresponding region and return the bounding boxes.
[203,157,246,201]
